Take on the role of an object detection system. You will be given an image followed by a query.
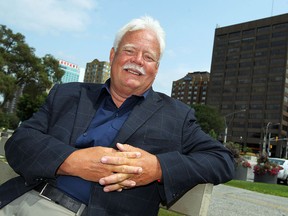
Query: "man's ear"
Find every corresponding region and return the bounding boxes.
[109,47,115,64]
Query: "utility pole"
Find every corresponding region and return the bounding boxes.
[223,109,246,145]
[263,122,280,154]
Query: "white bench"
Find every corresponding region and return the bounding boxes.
[162,183,213,216]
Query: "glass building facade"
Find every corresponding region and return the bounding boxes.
[59,60,80,83]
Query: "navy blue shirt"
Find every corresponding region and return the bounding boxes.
[56,81,147,204]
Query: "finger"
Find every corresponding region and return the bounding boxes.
[101,156,142,168]
[99,173,127,185]
[103,180,136,192]
[117,143,139,152]
[101,156,127,164]
[119,179,137,188]
[119,151,141,158]
[99,173,135,185]
[115,165,142,174]
[116,143,126,151]
[100,159,143,174]
[103,184,122,192]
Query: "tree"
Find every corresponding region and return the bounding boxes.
[0,111,19,130]
[191,104,224,138]
[16,93,47,122]
[0,71,17,109]
[0,25,64,121]
[42,54,64,84]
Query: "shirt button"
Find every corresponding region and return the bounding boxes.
[83,133,87,137]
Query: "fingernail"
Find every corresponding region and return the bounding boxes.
[138,167,143,173]
[130,181,136,186]
[99,178,105,185]
[101,157,107,163]
[104,187,110,192]
[136,152,141,158]
[117,143,123,147]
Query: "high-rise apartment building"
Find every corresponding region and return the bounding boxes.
[207,13,288,157]
[171,71,209,105]
[59,60,80,83]
[84,59,110,83]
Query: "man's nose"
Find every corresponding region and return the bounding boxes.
[131,52,144,66]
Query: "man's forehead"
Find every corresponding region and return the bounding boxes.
[121,29,159,44]
[119,31,160,53]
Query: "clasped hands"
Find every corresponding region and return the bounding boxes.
[57,143,162,192]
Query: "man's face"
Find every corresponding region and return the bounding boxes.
[109,29,160,97]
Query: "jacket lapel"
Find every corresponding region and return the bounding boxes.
[70,84,103,144]
[113,90,163,145]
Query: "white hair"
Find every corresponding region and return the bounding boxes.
[113,16,166,60]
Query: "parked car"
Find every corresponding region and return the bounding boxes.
[268,157,288,185]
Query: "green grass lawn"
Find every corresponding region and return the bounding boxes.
[158,208,183,216]
[225,179,288,198]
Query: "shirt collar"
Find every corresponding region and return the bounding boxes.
[102,78,150,99]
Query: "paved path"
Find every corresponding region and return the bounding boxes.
[207,184,288,216]
[0,137,7,156]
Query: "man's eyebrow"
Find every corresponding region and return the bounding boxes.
[122,43,158,59]
[122,44,135,49]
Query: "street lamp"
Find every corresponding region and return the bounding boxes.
[223,109,246,144]
[240,136,243,152]
[263,122,280,154]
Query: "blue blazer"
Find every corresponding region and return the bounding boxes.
[0,82,234,215]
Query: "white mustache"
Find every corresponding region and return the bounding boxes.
[123,63,146,75]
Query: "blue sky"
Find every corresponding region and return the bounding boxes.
[1,0,288,95]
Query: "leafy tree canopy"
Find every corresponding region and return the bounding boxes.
[0,25,64,122]
[17,93,47,122]
[191,104,225,138]
[0,111,19,130]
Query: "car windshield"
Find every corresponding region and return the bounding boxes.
[269,158,284,165]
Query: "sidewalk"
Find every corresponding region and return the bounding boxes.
[207,184,288,216]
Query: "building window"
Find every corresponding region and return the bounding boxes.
[257,26,270,32]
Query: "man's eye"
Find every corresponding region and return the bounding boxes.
[144,54,155,62]
[124,49,135,55]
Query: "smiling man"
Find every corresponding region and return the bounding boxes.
[109,28,161,105]
[0,16,234,216]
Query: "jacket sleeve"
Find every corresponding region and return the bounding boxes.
[4,84,78,186]
[156,108,235,206]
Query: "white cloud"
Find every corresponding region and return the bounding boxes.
[0,0,97,34]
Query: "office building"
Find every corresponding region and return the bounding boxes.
[84,59,110,83]
[59,60,80,83]
[171,71,209,105]
[207,13,288,157]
